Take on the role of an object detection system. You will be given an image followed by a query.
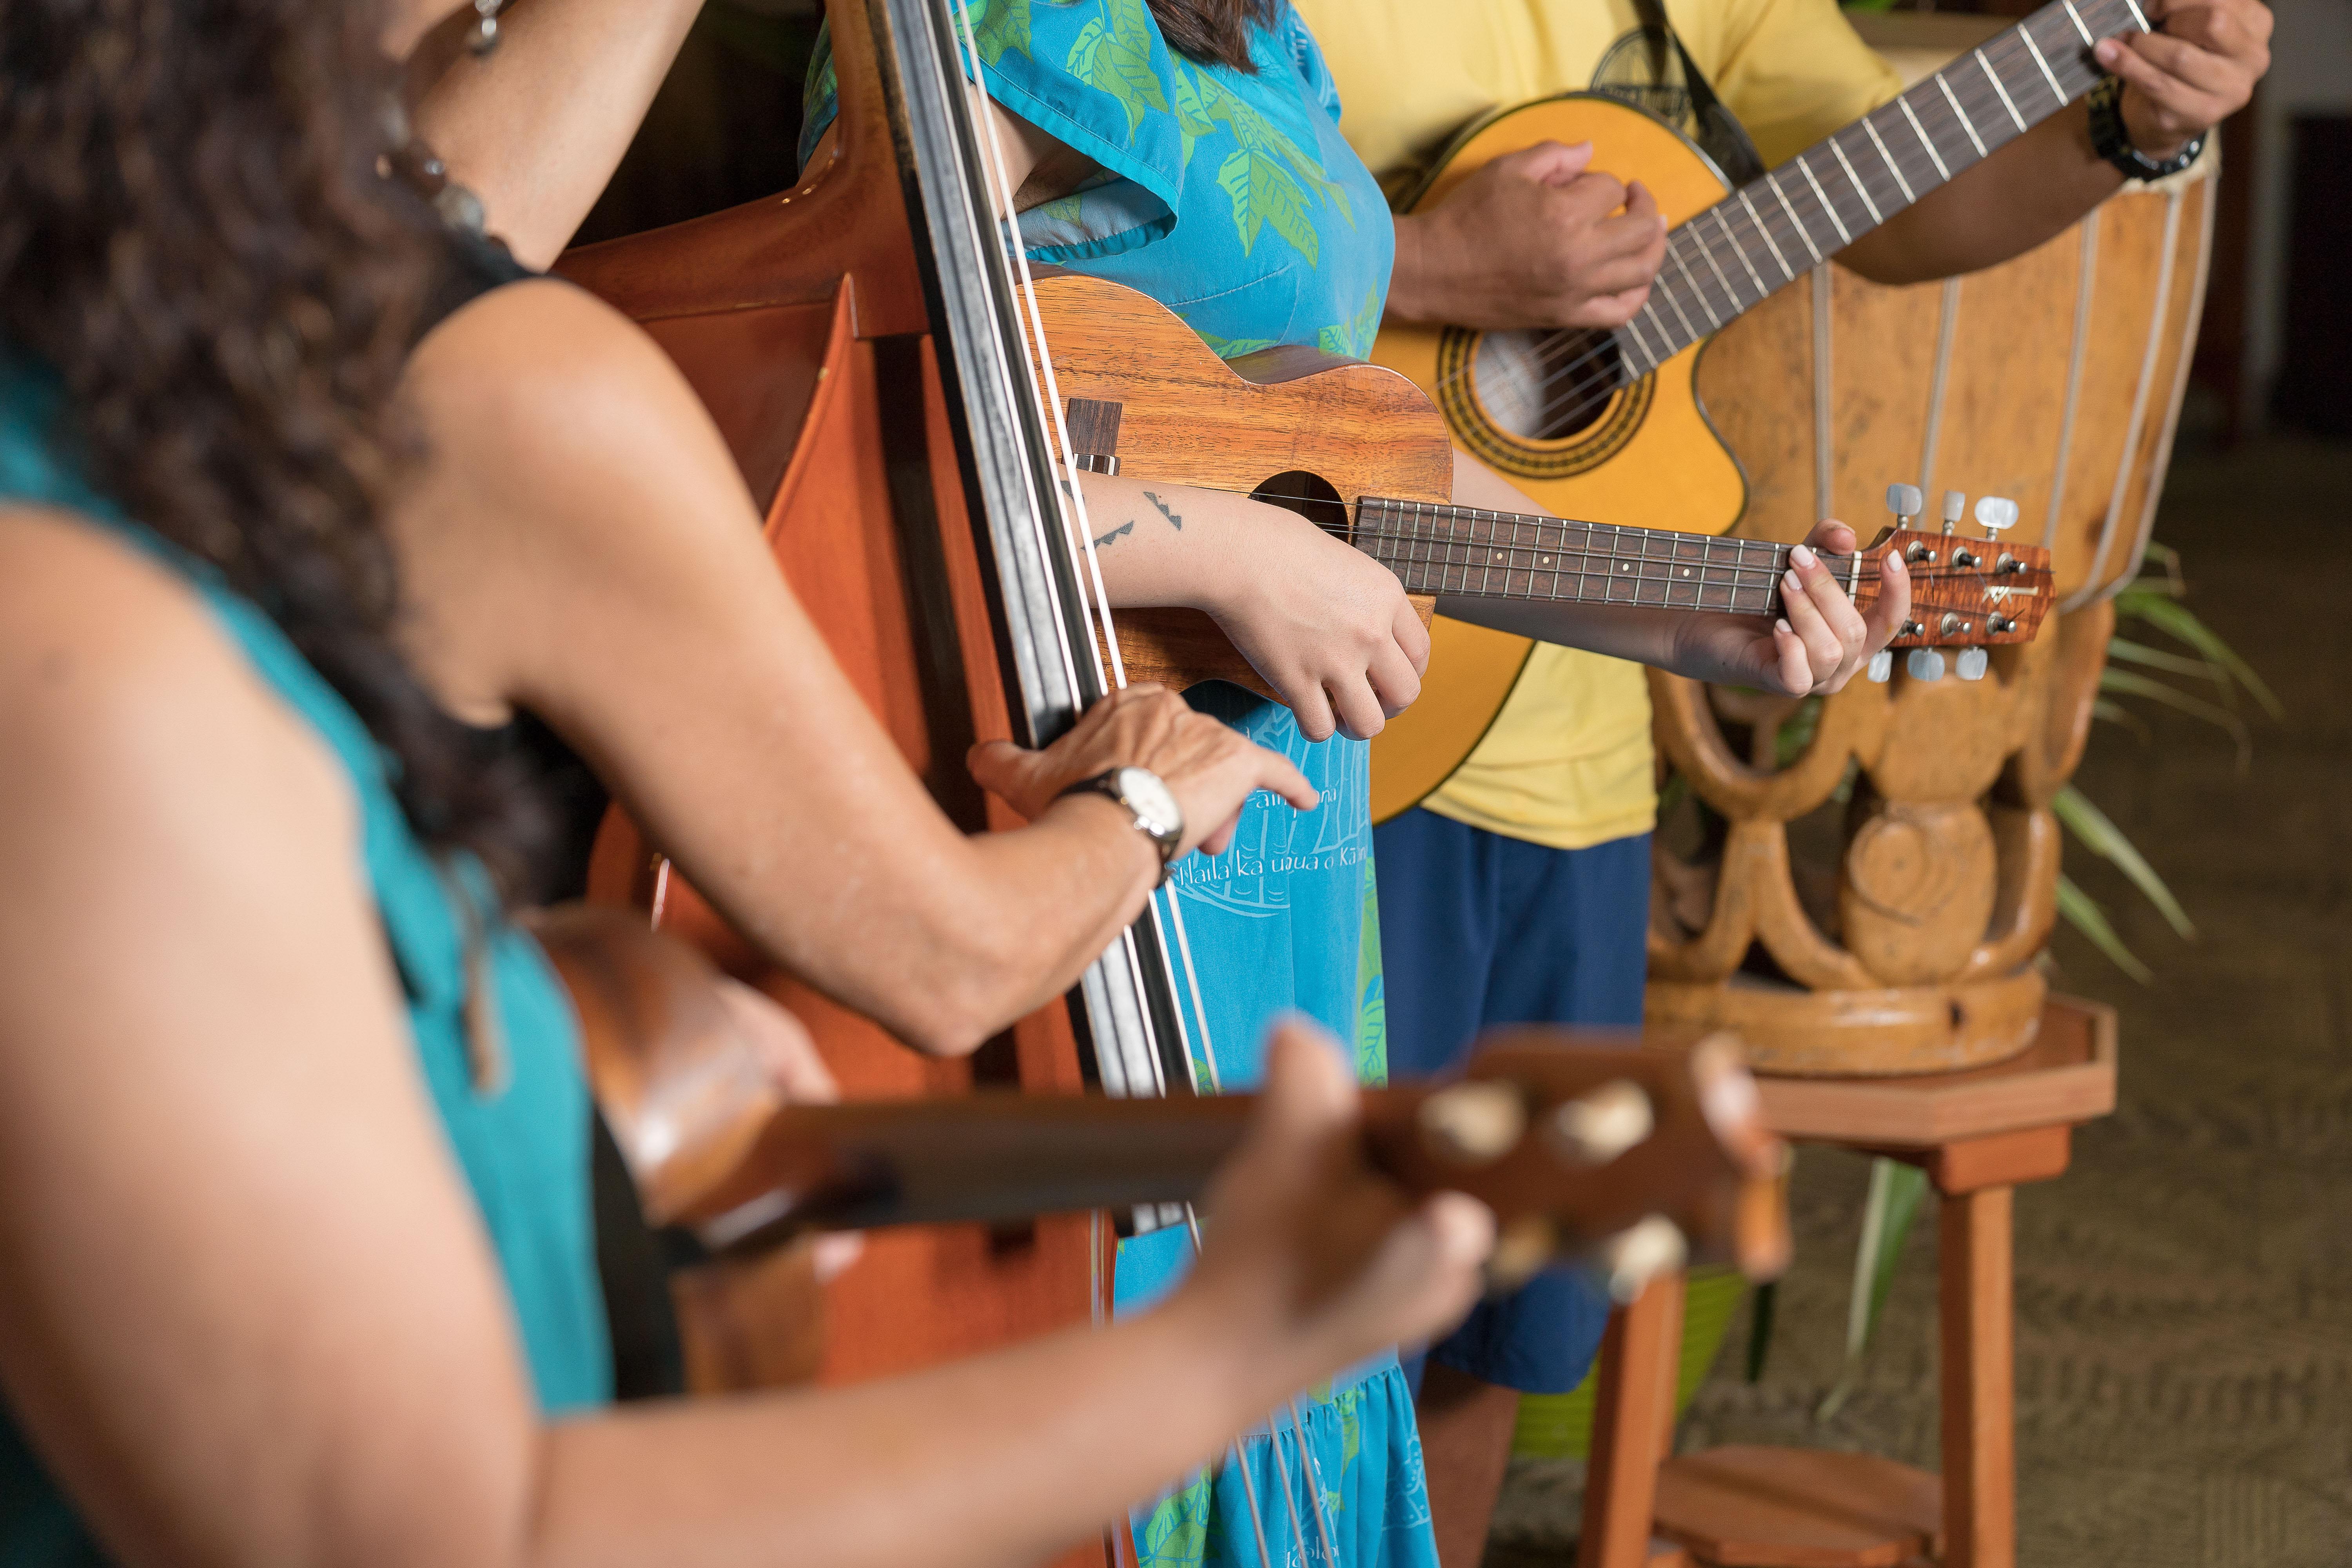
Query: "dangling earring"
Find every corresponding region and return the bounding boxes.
[468,0,507,57]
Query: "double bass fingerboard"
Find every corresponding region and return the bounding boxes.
[1615,0,2147,378]
[1354,496,1827,613]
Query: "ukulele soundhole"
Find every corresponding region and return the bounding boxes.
[1252,469,1347,529]
[1435,324,1655,484]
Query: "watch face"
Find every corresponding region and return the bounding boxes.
[1114,766,1183,842]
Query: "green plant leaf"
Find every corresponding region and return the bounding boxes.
[1216,146,1317,262]
[2056,873,2152,982]
[2126,596,2283,719]
[2098,666,2250,765]
[2105,635,2229,684]
[2090,697,2152,742]
[1818,1157,1929,1420]
[2053,783,2194,938]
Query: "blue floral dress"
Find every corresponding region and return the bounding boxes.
[806,7,1428,1566]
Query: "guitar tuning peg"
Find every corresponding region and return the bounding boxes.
[1601,1214,1689,1303]
[1545,1080,1654,1167]
[1956,647,1989,681]
[1417,1080,1526,1167]
[1907,648,1945,682]
[1884,483,1923,526]
[1941,490,1966,537]
[1867,649,1894,683]
[1974,496,2020,539]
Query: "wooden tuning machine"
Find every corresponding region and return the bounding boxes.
[1599,1215,1690,1303]
[1544,1079,1655,1167]
[1417,1080,1526,1167]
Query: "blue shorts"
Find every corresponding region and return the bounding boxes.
[1370,808,1651,1396]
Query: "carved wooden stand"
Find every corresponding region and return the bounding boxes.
[1647,146,2212,1076]
[1587,101,2214,1564]
[1577,998,2117,1568]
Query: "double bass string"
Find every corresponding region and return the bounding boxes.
[945,15,1302,1568]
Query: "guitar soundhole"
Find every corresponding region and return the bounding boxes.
[1471,328,1628,441]
[1252,470,1347,534]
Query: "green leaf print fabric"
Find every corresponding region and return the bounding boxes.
[797,0,1393,361]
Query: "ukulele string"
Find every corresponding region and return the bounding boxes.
[949,19,1281,1568]
[1198,488,2006,588]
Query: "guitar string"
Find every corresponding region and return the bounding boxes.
[1451,62,2114,432]
[1468,0,2123,405]
[1426,0,2136,430]
[947,11,1301,1568]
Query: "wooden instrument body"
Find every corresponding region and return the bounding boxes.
[559,4,1100,1400]
[1027,272,1491,822]
[1366,96,1743,816]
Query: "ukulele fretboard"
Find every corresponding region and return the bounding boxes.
[1355,497,1821,613]
[1617,0,2146,379]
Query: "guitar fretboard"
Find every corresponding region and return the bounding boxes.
[1356,496,1825,613]
[1616,0,2145,379]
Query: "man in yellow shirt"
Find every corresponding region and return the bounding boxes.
[1292,0,2269,1559]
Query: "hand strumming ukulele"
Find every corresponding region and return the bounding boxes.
[1023,272,2053,822]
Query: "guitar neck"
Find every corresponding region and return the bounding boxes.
[1354,495,1831,614]
[1617,0,2147,377]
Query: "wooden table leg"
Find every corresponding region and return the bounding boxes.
[1578,1273,1686,1568]
[1939,1186,2015,1568]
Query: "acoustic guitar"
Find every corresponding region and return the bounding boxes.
[536,906,1793,1335]
[1356,0,2149,806]
[1025,272,2054,822]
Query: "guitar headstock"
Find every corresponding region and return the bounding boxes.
[1368,1030,1791,1298]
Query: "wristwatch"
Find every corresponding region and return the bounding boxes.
[2087,75,2207,182]
[1060,766,1184,882]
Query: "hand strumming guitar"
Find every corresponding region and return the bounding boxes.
[1387,140,1669,332]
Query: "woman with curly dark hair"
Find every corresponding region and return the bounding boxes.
[0,1,1492,1562]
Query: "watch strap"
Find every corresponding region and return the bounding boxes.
[1060,769,1180,883]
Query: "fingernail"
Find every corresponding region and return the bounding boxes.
[2095,37,2118,60]
[1791,544,1817,570]
[1886,550,1906,572]
[1784,568,1803,592]
[1776,617,1793,635]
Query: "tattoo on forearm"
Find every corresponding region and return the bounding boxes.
[1091,519,1134,549]
[1143,490,1183,531]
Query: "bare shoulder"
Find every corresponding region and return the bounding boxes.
[0,505,347,843]
[406,277,724,477]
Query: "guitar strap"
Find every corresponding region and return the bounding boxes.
[1627,0,1768,187]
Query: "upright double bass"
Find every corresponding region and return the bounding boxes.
[556,0,1199,1443]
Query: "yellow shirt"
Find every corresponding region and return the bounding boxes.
[1298,0,1902,851]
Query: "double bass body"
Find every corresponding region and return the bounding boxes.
[559,0,1104,1396]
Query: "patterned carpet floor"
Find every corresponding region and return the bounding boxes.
[1487,435,2352,1568]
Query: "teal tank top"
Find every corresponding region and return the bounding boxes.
[0,354,613,1564]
